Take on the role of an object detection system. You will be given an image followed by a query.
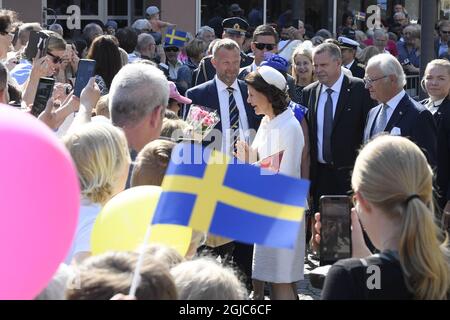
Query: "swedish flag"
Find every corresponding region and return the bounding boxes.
[152,143,310,249]
[164,28,188,47]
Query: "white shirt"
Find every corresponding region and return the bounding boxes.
[168,60,183,80]
[316,71,345,163]
[65,200,102,264]
[426,98,444,115]
[215,75,250,155]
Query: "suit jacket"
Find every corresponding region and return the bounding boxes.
[193,52,254,87]
[301,75,374,191]
[421,97,450,207]
[349,60,365,79]
[185,78,261,148]
[364,93,437,167]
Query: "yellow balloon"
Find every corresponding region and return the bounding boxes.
[91,185,192,257]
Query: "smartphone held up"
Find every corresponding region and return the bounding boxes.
[319,195,352,266]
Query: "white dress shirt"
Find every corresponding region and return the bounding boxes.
[215,76,250,155]
[316,71,345,163]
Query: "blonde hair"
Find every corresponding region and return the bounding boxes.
[421,59,450,95]
[161,118,187,139]
[352,135,450,300]
[170,257,248,300]
[42,30,66,53]
[95,94,110,118]
[291,45,314,85]
[63,122,130,204]
[131,139,175,187]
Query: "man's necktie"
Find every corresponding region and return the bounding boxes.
[227,87,240,152]
[322,88,333,163]
[372,104,389,137]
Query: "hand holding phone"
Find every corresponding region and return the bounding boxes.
[73,59,96,98]
[31,77,55,117]
[319,195,352,266]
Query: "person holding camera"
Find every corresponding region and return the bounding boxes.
[313,135,450,300]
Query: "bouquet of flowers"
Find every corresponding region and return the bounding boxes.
[184,105,220,142]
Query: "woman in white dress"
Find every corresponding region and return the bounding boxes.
[236,66,305,300]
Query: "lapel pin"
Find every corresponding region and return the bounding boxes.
[399,111,403,115]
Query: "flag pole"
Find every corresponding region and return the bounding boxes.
[128,224,153,297]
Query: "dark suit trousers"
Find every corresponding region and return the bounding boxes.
[312,163,352,213]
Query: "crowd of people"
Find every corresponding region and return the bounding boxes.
[1,2,450,300]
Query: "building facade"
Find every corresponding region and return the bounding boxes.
[0,0,448,38]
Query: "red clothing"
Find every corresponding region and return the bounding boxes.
[363,38,398,57]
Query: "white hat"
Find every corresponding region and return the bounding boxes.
[146,6,159,16]
[338,36,360,49]
[257,66,287,91]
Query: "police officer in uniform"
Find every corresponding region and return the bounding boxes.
[338,36,366,79]
[193,17,254,86]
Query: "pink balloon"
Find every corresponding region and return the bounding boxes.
[0,106,79,299]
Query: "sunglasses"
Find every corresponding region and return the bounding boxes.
[165,47,179,52]
[254,42,276,51]
[441,30,450,35]
[47,51,63,64]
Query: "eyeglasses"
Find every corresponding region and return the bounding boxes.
[47,51,63,64]
[254,42,276,51]
[165,47,179,52]
[363,75,389,87]
[441,30,450,35]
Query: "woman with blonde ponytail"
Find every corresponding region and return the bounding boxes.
[320,135,450,300]
[63,122,131,265]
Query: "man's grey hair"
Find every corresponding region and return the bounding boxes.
[109,64,169,128]
[373,28,387,40]
[136,33,155,52]
[197,26,215,38]
[212,38,240,58]
[367,53,406,88]
[83,23,103,45]
[313,42,342,61]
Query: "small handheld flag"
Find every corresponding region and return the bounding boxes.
[354,11,366,21]
[152,143,310,249]
[164,28,188,47]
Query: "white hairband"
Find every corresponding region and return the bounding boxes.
[257,66,287,91]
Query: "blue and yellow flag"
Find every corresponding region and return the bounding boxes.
[164,28,188,47]
[152,143,310,249]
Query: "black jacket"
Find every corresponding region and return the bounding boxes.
[421,97,450,208]
[301,75,374,194]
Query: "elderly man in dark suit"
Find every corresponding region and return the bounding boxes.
[301,42,374,214]
[185,38,260,291]
[363,53,437,168]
